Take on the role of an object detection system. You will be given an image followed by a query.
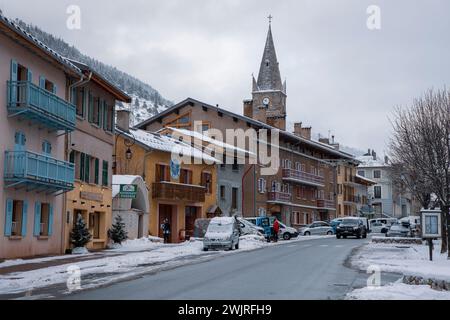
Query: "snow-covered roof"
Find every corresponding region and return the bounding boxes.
[356,155,389,168]
[0,14,82,75]
[117,128,220,164]
[355,173,376,185]
[164,127,255,158]
[210,217,236,224]
[135,98,355,160]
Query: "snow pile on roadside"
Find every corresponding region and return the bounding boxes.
[109,237,165,252]
[351,241,450,281]
[239,234,267,250]
[71,247,89,255]
[347,282,450,300]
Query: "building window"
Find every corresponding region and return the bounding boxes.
[258,178,266,193]
[201,172,212,194]
[220,185,226,199]
[103,103,114,132]
[258,207,266,217]
[220,153,226,168]
[232,154,239,171]
[102,161,109,186]
[6,200,25,237]
[357,170,365,177]
[42,140,52,155]
[293,211,300,225]
[231,187,238,210]
[165,112,191,128]
[180,169,193,184]
[93,98,101,126]
[374,170,381,179]
[374,186,382,199]
[39,203,50,236]
[73,87,85,117]
[79,153,90,183]
[156,164,170,182]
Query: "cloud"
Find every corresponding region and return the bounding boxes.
[1,0,449,155]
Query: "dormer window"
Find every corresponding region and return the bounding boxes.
[265,59,270,67]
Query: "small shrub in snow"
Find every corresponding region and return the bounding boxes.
[70,214,91,249]
[108,215,128,244]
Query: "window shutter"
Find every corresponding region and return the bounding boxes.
[10,60,18,105]
[88,92,94,123]
[34,202,41,236]
[85,155,90,183]
[4,199,13,236]
[94,158,99,185]
[39,76,46,89]
[102,160,109,186]
[48,205,54,236]
[69,151,75,164]
[21,200,28,237]
[27,69,32,82]
[80,153,85,180]
[99,100,104,128]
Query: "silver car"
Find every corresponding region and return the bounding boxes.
[203,217,241,251]
[386,222,412,238]
[300,221,333,236]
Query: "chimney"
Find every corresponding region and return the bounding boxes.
[294,122,303,136]
[293,122,312,140]
[319,137,330,145]
[116,109,130,132]
[372,150,377,161]
[384,155,389,164]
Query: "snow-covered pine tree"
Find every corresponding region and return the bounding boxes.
[70,214,92,248]
[108,215,128,244]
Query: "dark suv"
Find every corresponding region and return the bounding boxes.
[336,218,367,239]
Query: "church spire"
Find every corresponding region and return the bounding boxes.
[256,22,283,92]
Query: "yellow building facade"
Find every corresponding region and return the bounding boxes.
[115,121,217,243]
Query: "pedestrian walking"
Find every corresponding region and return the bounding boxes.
[272,218,280,242]
[161,218,171,243]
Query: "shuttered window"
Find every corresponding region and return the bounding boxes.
[102,160,109,186]
[94,158,99,185]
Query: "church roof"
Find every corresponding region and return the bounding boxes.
[256,24,284,92]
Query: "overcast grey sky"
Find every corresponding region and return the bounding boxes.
[1,0,449,155]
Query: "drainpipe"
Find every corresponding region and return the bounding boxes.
[61,72,93,254]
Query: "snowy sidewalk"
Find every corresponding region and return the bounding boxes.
[346,240,450,300]
[0,235,331,297]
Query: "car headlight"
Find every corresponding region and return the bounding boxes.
[353,227,359,230]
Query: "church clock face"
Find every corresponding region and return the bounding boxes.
[262,97,270,107]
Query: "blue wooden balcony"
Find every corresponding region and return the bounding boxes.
[7,81,76,131]
[4,151,75,194]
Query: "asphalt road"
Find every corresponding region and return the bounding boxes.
[63,236,400,300]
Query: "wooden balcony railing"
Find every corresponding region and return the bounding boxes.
[267,191,292,204]
[316,199,336,209]
[152,182,206,202]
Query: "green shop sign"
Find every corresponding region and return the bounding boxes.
[119,184,138,199]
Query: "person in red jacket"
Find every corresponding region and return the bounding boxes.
[272,218,280,242]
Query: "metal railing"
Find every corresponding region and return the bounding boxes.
[282,168,325,186]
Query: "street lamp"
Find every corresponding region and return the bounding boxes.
[113,130,136,174]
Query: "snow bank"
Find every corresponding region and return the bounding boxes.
[351,241,450,281]
[347,282,450,300]
[71,247,89,255]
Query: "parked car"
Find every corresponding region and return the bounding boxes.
[245,217,298,240]
[237,217,264,236]
[203,217,241,251]
[330,218,343,234]
[386,222,412,238]
[336,218,367,239]
[277,221,299,240]
[300,221,333,236]
[370,221,388,233]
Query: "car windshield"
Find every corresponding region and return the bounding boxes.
[341,219,358,225]
[207,223,233,233]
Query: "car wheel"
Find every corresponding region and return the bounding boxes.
[327,231,333,235]
[283,233,291,240]
[304,231,311,236]
[343,235,347,239]
[363,232,367,239]
[336,234,341,239]
[203,247,208,252]
[356,233,361,239]
[235,241,239,250]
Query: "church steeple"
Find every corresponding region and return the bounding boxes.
[256,23,283,92]
[244,18,287,131]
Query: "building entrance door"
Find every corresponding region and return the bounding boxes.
[185,206,199,240]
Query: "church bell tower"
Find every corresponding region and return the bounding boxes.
[244,17,287,130]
